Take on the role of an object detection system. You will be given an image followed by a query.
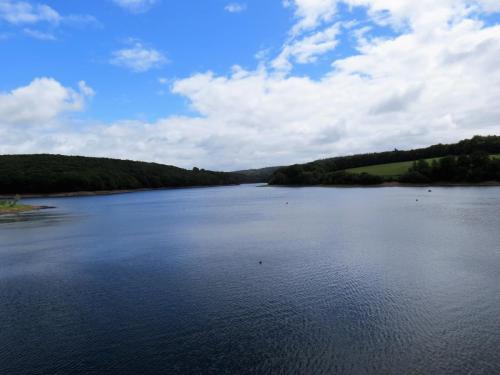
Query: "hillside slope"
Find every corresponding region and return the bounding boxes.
[345,158,444,177]
[0,154,241,194]
[270,136,500,185]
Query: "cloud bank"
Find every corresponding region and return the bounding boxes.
[1,0,500,170]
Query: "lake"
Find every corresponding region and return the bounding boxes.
[1,185,500,374]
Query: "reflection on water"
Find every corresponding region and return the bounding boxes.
[1,185,500,375]
[0,209,73,225]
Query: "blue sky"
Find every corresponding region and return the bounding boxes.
[1,0,500,170]
[2,0,294,121]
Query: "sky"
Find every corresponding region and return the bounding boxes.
[1,0,500,171]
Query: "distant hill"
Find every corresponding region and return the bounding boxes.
[232,166,282,183]
[269,135,500,185]
[3,136,500,195]
[0,154,242,194]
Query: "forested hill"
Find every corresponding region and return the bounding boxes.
[0,154,242,194]
[232,166,282,183]
[269,135,500,185]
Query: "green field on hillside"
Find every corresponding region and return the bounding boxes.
[346,158,441,177]
[347,154,500,177]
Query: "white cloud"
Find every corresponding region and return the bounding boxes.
[112,0,158,14]
[0,1,99,40]
[61,14,100,28]
[110,40,167,72]
[285,0,500,32]
[0,78,94,126]
[0,0,60,25]
[225,3,247,13]
[284,0,338,35]
[272,23,341,71]
[478,0,500,12]
[23,27,55,40]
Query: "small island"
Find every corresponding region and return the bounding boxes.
[0,197,52,215]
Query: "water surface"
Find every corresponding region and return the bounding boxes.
[1,185,500,374]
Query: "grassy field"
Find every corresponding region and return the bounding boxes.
[346,158,441,177]
[347,155,500,177]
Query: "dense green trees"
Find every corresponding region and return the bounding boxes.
[270,136,500,185]
[400,152,500,183]
[0,154,242,194]
[232,166,282,183]
[270,165,384,185]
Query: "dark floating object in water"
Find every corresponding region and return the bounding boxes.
[416,199,419,202]
[286,202,289,205]
[428,189,432,192]
[259,261,262,265]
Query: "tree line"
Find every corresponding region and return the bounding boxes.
[400,152,500,183]
[0,154,242,194]
[2,136,499,193]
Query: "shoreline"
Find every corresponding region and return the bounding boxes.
[267,181,500,188]
[0,184,243,199]
[379,181,500,187]
[1,181,499,199]
[4,188,154,199]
